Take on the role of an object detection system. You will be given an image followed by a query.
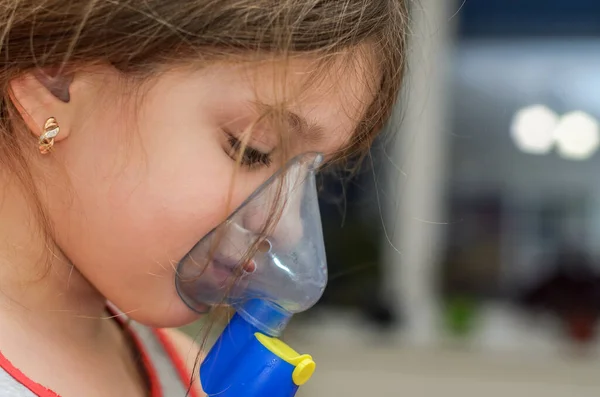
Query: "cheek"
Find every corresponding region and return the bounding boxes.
[50,114,269,326]
[50,118,243,326]
[61,113,230,257]
[46,69,278,327]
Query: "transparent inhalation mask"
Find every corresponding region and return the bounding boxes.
[175,152,328,335]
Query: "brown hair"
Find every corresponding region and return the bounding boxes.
[0,0,407,177]
[0,0,408,392]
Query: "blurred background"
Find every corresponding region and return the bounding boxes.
[189,1,600,396]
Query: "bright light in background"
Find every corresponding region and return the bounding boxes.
[553,111,600,161]
[510,105,558,155]
[510,106,600,161]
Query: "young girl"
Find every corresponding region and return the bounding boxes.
[0,0,407,396]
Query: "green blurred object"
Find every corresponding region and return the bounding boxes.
[444,295,478,338]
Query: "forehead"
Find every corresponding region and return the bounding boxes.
[257,52,378,145]
[206,48,379,153]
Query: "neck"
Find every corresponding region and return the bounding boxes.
[0,175,108,345]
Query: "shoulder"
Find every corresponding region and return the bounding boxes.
[158,328,205,397]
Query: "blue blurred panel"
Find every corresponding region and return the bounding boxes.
[458,0,600,37]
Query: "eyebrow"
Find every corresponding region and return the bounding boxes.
[254,101,324,143]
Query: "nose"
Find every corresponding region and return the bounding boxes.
[242,169,306,250]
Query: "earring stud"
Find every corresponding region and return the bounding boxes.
[38,117,59,155]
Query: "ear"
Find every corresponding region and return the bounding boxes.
[9,69,76,142]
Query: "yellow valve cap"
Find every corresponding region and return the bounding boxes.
[292,357,316,386]
[254,333,317,386]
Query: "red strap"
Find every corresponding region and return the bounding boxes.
[153,329,202,397]
[125,325,163,397]
[0,351,61,397]
[0,311,163,397]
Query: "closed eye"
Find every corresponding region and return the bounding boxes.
[226,134,273,168]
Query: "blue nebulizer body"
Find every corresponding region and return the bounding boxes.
[176,153,327,396]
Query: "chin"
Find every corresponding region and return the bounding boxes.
[121,295,206,329]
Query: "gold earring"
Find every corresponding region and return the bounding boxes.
[38,117,60,155]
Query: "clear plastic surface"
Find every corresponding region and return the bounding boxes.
[175,152,328,332]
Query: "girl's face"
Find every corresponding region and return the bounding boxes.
[22,58,376,327]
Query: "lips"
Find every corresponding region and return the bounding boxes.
[206,257,256,289]
[208,260,237,285]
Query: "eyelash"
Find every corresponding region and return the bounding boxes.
[227,134,273,168]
